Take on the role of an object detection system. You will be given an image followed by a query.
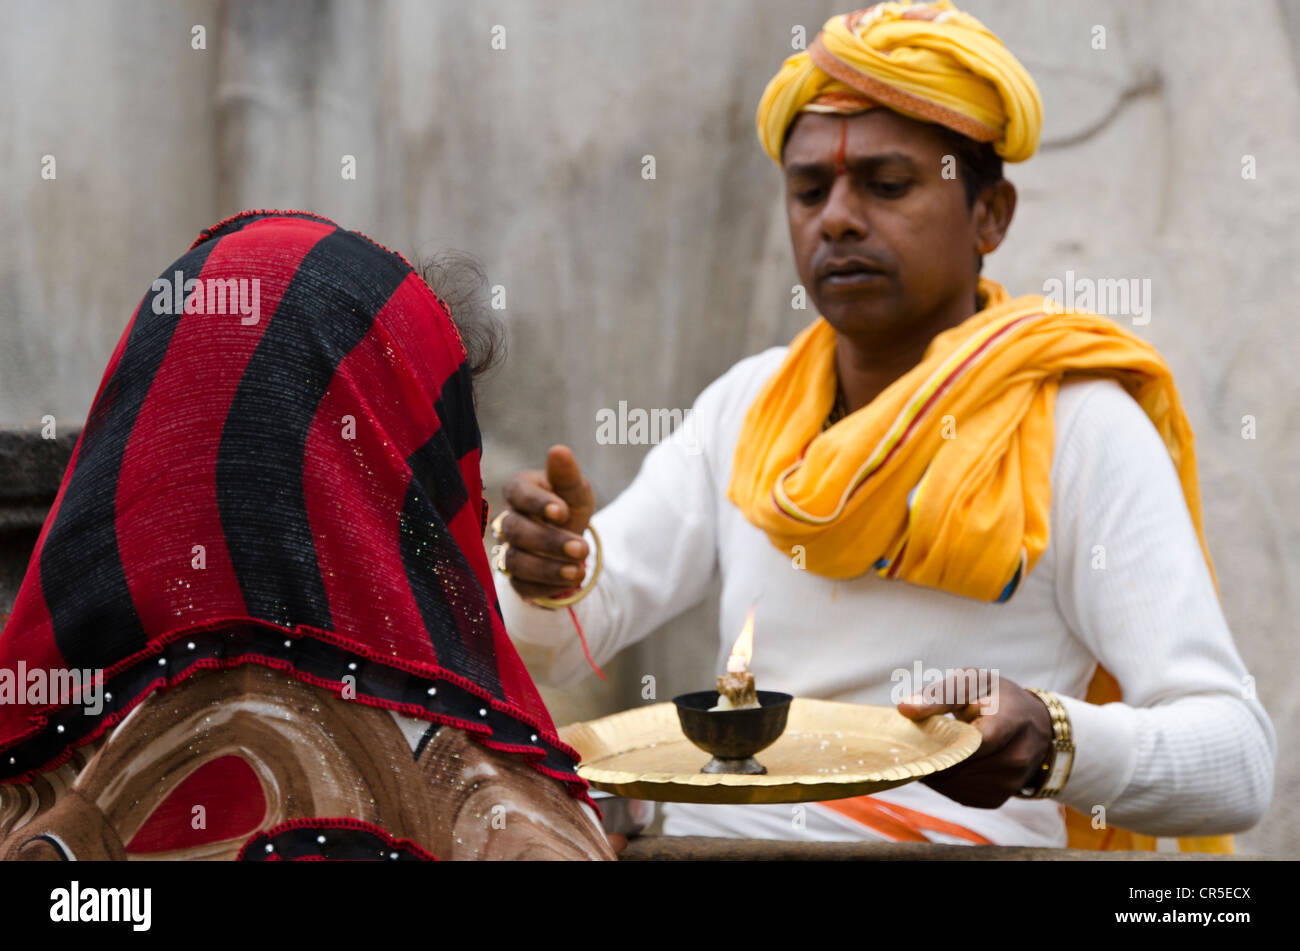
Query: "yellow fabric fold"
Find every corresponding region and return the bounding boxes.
[756,1,1043,164]
[726,276,1232,853]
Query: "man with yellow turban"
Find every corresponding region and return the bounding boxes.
[492,1,1274,853]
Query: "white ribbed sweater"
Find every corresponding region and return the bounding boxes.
[495,347,1275,846]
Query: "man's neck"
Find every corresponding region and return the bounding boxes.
[834,289,983,413]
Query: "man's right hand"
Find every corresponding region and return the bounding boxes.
[498,445,596,601]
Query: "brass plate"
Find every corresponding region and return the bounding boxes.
[559,698,980,804]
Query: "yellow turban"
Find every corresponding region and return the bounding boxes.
[757,1,1043,164]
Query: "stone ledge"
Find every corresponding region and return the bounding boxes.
[0,427,79,534]
[1,427,79,614]
[618,835,1261,861]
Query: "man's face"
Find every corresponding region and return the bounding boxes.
[782,109,982,340]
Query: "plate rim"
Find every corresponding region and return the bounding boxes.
[558,697,981,803]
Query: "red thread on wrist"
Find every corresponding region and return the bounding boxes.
[568,604,605,680]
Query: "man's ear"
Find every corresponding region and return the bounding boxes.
[974,179,1017,256]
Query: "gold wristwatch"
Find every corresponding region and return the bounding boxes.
[1015,687,1075,799]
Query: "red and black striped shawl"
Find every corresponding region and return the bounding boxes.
[0,210,593,809]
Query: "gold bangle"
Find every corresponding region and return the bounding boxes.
[526,525,602,610]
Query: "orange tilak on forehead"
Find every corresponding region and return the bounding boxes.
[833,121,849,176]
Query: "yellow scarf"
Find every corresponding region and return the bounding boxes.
[727,277,1231,852]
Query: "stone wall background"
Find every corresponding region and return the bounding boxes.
[0,0,1296,856]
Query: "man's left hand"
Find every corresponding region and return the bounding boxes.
[896,668,1053,809]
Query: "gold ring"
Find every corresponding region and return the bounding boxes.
[490,511,509,541]
[493,541,511,577]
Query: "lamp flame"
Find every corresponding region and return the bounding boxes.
[726,606,756,672]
